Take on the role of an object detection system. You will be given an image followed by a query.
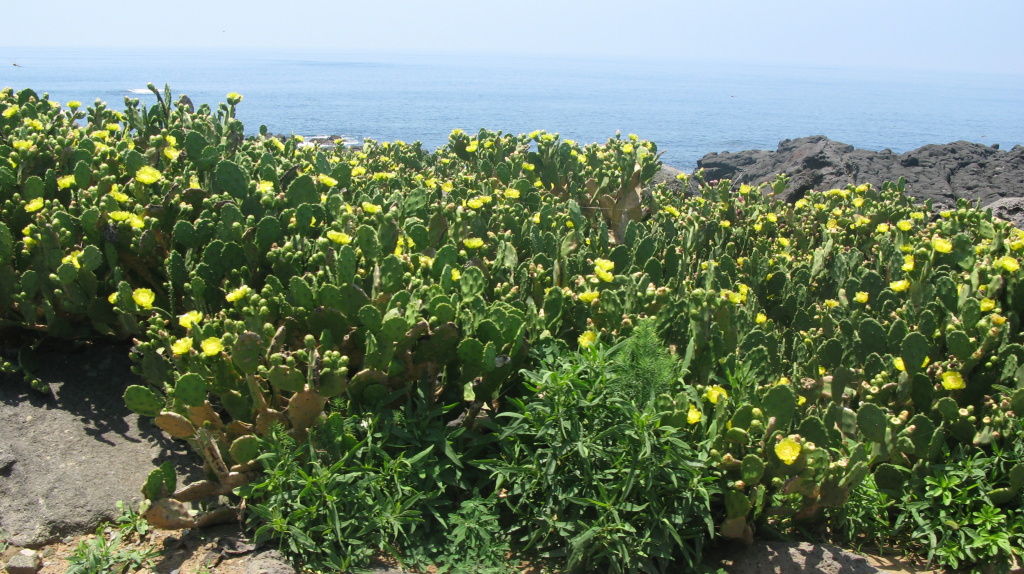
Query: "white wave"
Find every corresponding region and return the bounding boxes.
[126,88,151,94]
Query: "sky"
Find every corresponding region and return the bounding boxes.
[3,0,1023,75]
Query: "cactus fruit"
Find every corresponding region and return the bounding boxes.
[124,385,165,417]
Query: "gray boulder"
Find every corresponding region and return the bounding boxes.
[693,136,1024,227]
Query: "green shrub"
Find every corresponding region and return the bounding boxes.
[484,336,715,573]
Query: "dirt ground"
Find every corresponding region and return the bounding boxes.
[2,523,947,574]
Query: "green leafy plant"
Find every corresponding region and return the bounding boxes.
[65,524,158,574]
[485,338,714,573]
[435,496,518,574]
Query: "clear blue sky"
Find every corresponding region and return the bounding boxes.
[4,0,1022,75]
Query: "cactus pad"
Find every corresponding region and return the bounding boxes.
[155,411,197,439]
[124,385,164,417]
[268,365,306,393]
[856,402,887,443]
[229,435,261,465]
[175,373,208,407]
[287,389,327,430]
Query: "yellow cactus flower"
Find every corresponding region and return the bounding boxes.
[2,105,19,118]
[824,299,839,309]
[62,250,83,269]
[135,166,162,185]
[178,310,203,329]
[257,180,274,194]
[777,237,790,247]
[107,292,118,304]
[465,142,478,153]
[776,376,791,386]
[24,197,44,212]
[992,314,1007,325]
[894,357,906,372]
[876,223,890,234]
[941,371,965,390]
[890,279,911,292]
[521,162,535,171]
[326,230,352,245]
[755,313,767,324]
[932,237,953,253]
[200,337,223,356]
[902,255,915,272]
[897,220,913,231]
[12,140,31,151]
[361,202,381,214]
[719,220,731,228]
[467,198,484,209]
[578,331,597,348]
[595,268,614,283]
[994,256,1020,273]
[226,92,243,104]
[318,174,338,187]
[705,385,728,404]
[775,437,802,465]
[171,337,193,356]
[579,291,599,303]
[57,175,76,189]
[504,188,520,199]
[853,291,869,304]
[109,189,130,203]
[132,288,155,309]
[463,237,484,249]
[163,147,180,161]
[225,285,251,302]
[853,197,865,208]
[980,298,996,312]
[687,404,702,425]
[451,268,461,281]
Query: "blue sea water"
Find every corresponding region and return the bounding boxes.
[2,47,1022,169]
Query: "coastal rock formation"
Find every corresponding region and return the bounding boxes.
[692,136,1024,227]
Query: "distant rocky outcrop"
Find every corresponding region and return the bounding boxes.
[686,136,1024,228]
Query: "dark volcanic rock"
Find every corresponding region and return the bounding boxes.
[694,136,1024,227]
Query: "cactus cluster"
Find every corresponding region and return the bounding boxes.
[2,85,1022,539]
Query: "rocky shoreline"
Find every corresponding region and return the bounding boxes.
[658,136,1024,228]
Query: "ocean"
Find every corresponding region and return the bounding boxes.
[2,47,1022,169]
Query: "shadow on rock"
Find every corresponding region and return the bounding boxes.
[0,341,203,547]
